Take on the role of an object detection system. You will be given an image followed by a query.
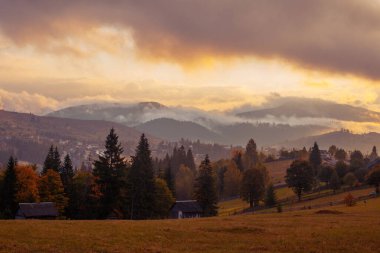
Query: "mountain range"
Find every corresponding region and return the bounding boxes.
[47,98,380,148]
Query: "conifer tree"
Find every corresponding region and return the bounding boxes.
[163,165,175,197]
[186,149,196,172]
[0,156,18,218]
[53,147,61,171]
[232,151,244,172]
[265,184,277,207]
[43,145,61,174]
[243,139,258,170]
[60,154,74,193]
[125,134,156,219]
[309,142,322,174]
[193,155,218,217]
[93,128,127,218]
[43,145,55,174]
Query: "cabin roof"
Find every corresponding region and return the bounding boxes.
[170,200,202,213]
[17,202,58,218]
[367,157,380,170]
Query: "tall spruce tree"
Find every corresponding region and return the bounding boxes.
[1,156,18,218]
[125,134,156,219]
[243,139,258,170]
[43,145,61,174]
[265,184,277,207]
[93,128,127,218]
[193,155,218,217]
[186,149,196,172]
[60,154,74,192]
[163,165,175,197]
[309,142,322,175]
[53,147,61,171]
[43,145,55,174]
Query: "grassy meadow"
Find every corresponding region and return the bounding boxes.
[1,197,379,253]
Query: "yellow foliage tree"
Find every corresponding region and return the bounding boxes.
[39,170,68,216]
[15,165,39,203]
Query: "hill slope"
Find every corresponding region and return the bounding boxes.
[279,130,380,152]
[0,110,159,166]
[136,118,221,142]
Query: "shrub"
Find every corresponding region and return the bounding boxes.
[344,193,356,207]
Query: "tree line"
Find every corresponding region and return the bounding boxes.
[286,143,380,201]
[0,129,217,219]
[1,130,380,219]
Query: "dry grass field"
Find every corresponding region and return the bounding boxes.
[264,159,294,184]
[1,197,379,253]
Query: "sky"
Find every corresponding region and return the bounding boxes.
[1,0,380,114]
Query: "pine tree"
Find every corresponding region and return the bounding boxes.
[193,155,218,217]
[163,165,175,197]
[53,147,61,171]
[309,142,322,174]
[186,149,196,172]
[125,134,156,219]
[265,184,277,207]
[0,156,18,218]
[42,145,61,174]
[60,154,74,193]
[232,151,244,172]
[243,139,258,170]
[43,145,55,174]
[93,128,127,218]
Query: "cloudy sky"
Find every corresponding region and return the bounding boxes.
[1,0,380,114]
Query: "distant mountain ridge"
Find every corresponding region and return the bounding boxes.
[237,100,380,123]
[46,99,380,148]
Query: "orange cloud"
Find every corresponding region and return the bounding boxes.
[1,0,380,79]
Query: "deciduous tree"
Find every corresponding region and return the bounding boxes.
[15,165,39,203]
[175,165,194,200]
[39,169,68,216]
[367,165,380,194]
[285,160,314,201]
[154,178,175,218]
[240,165,268,208]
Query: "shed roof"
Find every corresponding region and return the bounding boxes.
[17,202,58,218]
[170,200,202,213]
[367,157,380,170]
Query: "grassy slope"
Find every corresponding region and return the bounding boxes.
[1,198,380,253]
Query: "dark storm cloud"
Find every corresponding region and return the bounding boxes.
[1,0,380,79]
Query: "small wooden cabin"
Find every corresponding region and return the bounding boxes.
[169,200,203,219]
[16,202,59,219]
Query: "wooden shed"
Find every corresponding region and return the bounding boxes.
[16,202,59,219]
[169,200,203,219]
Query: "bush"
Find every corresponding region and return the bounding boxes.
[344,193,356,207]
[277,203,283,213]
